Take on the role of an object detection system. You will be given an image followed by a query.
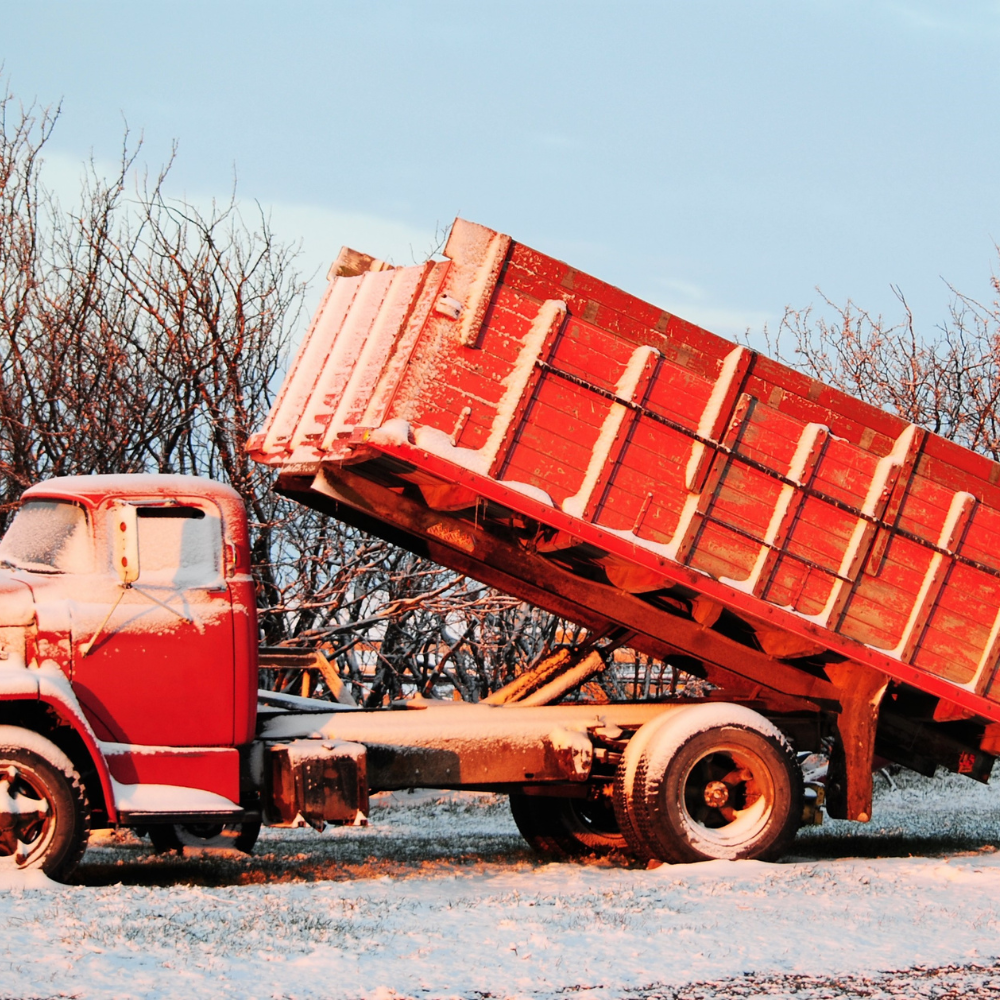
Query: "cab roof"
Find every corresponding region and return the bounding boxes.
[21,474,244,510]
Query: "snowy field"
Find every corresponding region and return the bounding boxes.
[4,770,1000,999]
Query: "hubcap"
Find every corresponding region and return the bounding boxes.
[702,779,730,810]
[0,764,53,866]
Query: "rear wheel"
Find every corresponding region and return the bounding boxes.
[631,705,801,863]
[612,715,678,865]
[0,726,89,881]
[509,792,626,858]
[149,820,260,854]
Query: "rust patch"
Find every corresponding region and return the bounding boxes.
[426,521,477,553]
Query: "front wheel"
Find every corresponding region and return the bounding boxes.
[0,726,89,881]
[630,705,802,864]
[509,791,626,858]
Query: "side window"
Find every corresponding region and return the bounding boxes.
[134,506,224,588]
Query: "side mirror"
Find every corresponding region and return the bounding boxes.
[112,502,139,586]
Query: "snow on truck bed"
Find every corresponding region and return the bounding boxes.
[252,219,1000,726]
[2,774,1000,999]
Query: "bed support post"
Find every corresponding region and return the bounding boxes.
[825,662,890,822]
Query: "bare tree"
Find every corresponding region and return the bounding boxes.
[766,274,1000,460]
[0,83,682,706]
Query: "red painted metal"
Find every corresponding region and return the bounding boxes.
[250,218,1000,726]
[104,746,240,803]
[21,475,259,749]
[0,683,121,823]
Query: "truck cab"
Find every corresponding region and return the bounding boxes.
[0,475,260,875]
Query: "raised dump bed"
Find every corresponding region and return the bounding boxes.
[248,218,1000,831]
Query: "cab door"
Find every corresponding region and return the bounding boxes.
[70,501,235,747]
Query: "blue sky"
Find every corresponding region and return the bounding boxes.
[4,1,1000,341]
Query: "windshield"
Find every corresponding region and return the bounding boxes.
[0,500,93,573]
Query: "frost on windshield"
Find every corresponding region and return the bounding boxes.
[0,500,93,573]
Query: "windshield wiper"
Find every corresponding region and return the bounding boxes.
[0,557,57,573]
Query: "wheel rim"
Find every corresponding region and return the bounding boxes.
[571,797,621,837]
[0,763,56,867]
[678,743,775,851]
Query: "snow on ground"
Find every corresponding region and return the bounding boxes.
[3,771,1000,999]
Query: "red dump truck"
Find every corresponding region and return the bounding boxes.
[2,219,998,880]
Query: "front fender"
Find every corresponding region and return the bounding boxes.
[0,661,118,823]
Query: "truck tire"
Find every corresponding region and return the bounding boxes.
[612,712,680,865]
[631,704,802,864]
[509,792,626,858]
[148,820,261,855]
[0,725,90,881]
